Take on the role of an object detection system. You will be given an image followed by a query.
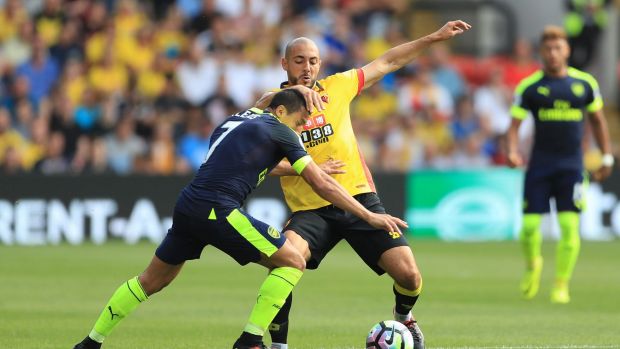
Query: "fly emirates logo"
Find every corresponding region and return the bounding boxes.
[300,114,334,148]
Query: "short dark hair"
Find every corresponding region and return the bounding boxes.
[268,89,306,113]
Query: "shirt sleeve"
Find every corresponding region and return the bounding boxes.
[583,74,604,112]
[510,83,531,120]
[270,122,312,174]
[322,68,364,103]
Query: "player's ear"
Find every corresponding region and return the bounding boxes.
[275,105,288,118]
[281,57,288,70]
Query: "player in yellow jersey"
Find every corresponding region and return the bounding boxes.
[256,20,471,349]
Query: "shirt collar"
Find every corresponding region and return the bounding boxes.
[279,80,324,92]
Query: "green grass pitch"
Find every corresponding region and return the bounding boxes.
[1,240,619,349]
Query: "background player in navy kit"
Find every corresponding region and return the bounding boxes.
[72,89,407,349]
[507,26,613,304]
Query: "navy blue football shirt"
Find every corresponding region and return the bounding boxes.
[511,67,603,170]
[176,108,311,216]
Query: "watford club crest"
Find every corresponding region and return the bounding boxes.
[321,95,329,104]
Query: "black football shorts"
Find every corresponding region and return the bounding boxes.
[284,193,410,275]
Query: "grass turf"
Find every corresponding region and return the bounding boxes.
[1,240,619,349]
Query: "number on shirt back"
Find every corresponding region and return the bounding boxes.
[203,121,243,163]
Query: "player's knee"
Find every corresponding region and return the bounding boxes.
[285,230,311,261]
[521,214,541,235]
[397,269,422,291]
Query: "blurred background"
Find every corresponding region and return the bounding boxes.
[0,0,619,244]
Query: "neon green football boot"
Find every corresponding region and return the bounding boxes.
[550,280,570,304]
[520,256,543,299]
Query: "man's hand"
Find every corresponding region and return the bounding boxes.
[287,85,325,113]
[366,213,409,235]
[319,158,346,175]
[592,165,612,182]
[430,20,472,42]
[507,151,523,168]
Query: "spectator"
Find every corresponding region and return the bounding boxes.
[20,116,48,170]
[222,46,257,109]
[88,47,128,96]
[452,134,491,169]
[1,145,23,174]
[3,75,36,122]
[49,19,83,68]
[105,117,147,174]
[34,131,70,174]
[121,25,156,74]
[473,66,512,136]
[73,88,102,133]
[1,18,34,68]
[379,115,425,172]
[114,0,147,38]
[34,0,65,47]
[70,135,93,173]
[398,65,454,121]
[187,0,221,34]
[13,98,36,138]
[451,95,488,143]
[428,43,466,101]
[154,6,187,61]
[15,36,60,106]
[177,113,212,171]
[49,92,81,156]
[148,119,176,174]
[0,0,29,42]
[88,136,111,174]
[501,38,540,90]
[203,74,238,125]
[176,40,219,106]
[0,107,24,164]
[82,1,108,37]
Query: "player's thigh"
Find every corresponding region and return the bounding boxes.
[155,210,209,265]
[552,169,585,212]
[284,210,340,269]
[212,208,288,266]
[260,239,306,270]
[342,193,410,275]
[524,170,553,214]
[377,246,421,290]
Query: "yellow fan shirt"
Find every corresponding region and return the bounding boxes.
[279,69,375,212]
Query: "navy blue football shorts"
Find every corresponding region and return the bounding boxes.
[284,193,410,275]
[523,168,586,214]
[156,206,286,265]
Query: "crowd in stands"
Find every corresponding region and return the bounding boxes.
[0,0,596,176]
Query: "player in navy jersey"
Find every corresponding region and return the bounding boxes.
[507,26,613,304]
[72,89,407,349]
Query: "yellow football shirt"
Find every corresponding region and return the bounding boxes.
[279,69,376,212]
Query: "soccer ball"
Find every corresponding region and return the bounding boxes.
[366,320,414,349]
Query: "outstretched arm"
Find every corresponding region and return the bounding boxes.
[361,20,471,88]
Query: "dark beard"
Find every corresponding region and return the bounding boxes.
[290,76,315,88]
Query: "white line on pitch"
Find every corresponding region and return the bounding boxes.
[430,346,619,349]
